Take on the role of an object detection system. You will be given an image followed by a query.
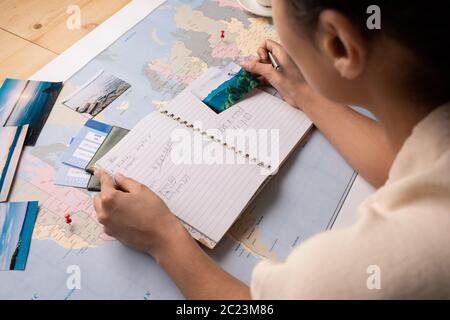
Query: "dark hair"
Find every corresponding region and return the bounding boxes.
[285,0,450,104]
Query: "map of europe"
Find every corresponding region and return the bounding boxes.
[0,0,356,299]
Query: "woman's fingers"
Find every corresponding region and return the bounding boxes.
[114,173,141,193]
[241,59,275,80]
[261,39,283,58]
[264,39,282,52]
[258,39,283,62]
[94,169,116,191]
[257,46,269,63]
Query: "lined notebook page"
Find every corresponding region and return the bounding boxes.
[165,88,312,170]
[95,111,267,243]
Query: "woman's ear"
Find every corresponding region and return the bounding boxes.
[317,10,368,79]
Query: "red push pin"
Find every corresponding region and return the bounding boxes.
[220,30,225,40]
[64,212,72,225]
[64,212,73,234]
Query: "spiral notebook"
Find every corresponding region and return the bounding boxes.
[95,64,312,248]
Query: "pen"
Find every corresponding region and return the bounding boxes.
[268,51,281,71]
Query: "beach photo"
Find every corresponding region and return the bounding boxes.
[62,70,131,117]
[0,79,63,146]
[0,125,28,202]
[0,201,38,271]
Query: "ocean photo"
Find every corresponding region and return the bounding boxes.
[0,201,39,271]
[62,70,131,117]
[0,125,28,202]
[0,79,63,146]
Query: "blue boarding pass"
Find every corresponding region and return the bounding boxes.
[60,119,112,169]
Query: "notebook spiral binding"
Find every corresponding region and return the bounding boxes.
[159,109,272,170]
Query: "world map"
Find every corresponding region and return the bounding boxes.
[0,0,356,299]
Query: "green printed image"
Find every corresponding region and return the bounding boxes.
[202,68,259,114]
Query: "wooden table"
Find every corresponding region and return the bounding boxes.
[0,0,130,83]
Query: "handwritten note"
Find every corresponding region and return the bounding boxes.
[96,65,312,246]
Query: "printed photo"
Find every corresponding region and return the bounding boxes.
[190,62,260,114]
[0,201,39,271]
[0,126,28,202]
[62,70,131,117]
[0,79,63,146]
[202,67,259,114]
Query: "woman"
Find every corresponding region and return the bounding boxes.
[94,0,450,299]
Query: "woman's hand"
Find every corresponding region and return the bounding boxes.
[93,170,190,260]
[242,39,312,109]
[93,170,251,299]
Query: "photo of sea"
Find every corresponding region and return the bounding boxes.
[0,125,28,202]
[62,70,131,117]
[0,201,39,271]
[0,79,63,146]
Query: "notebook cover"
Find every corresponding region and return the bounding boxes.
[85,126,130,174]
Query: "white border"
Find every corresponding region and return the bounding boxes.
[30,0,165,82]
